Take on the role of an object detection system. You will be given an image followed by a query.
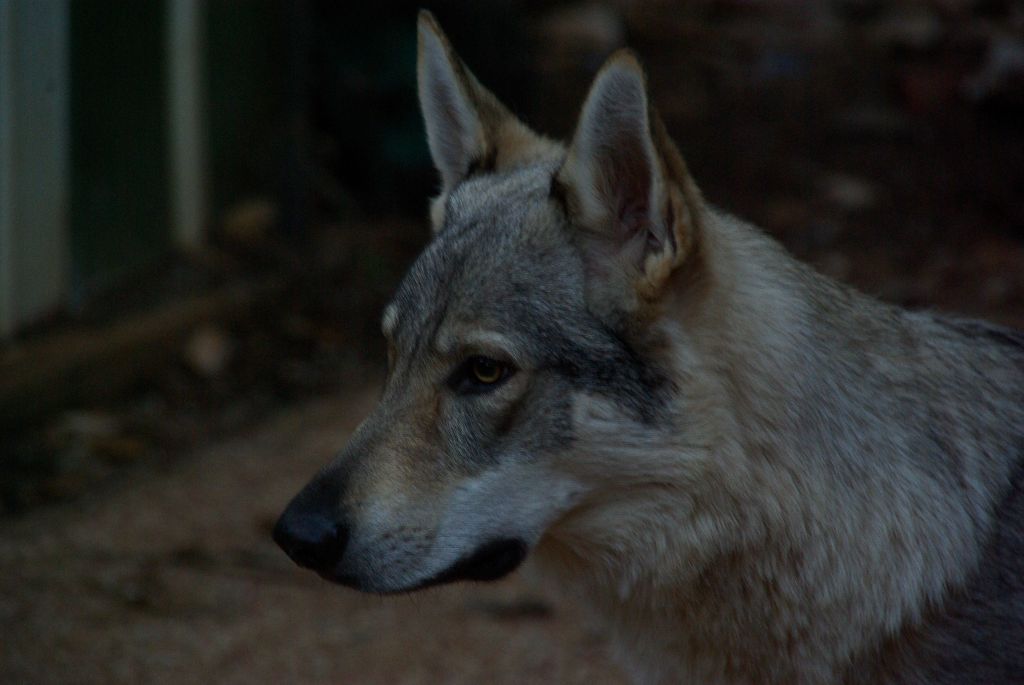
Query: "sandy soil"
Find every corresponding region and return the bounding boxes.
[0,387,627,685]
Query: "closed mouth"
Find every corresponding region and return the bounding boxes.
[424,538,528,586]
[320,538,528,594]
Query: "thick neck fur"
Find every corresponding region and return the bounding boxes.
[536,208,1024,684]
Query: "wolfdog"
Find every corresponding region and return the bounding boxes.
[275,11,1024,684]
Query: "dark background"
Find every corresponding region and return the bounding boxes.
[2,2,1023,682]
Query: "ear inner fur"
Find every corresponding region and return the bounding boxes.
[557,50,704,307]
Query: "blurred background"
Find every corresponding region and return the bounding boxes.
[1,0,1022,682]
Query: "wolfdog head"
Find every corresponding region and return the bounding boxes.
[274,11,710,594]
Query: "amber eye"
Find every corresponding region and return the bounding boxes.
[449,355,514,394]
[471,356,504,384]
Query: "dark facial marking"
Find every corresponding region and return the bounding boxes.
[508,293,673,424]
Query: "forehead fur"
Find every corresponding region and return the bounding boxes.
[390,160,580,347]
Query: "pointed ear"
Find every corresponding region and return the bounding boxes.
[417,12,486,191]
[556,52,703,307]
[417,11,550,230]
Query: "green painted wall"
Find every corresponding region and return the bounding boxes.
[69,0,170,299]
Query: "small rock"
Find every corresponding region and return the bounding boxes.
[184,325,234,378]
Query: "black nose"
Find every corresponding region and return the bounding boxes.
[273,509,348,573]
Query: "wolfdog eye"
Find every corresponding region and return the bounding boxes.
[448,355,514,393]
[471,357,504,384]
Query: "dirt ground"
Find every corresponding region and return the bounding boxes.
[0,386,627,685]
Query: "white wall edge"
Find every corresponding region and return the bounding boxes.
[167,0,206,248]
